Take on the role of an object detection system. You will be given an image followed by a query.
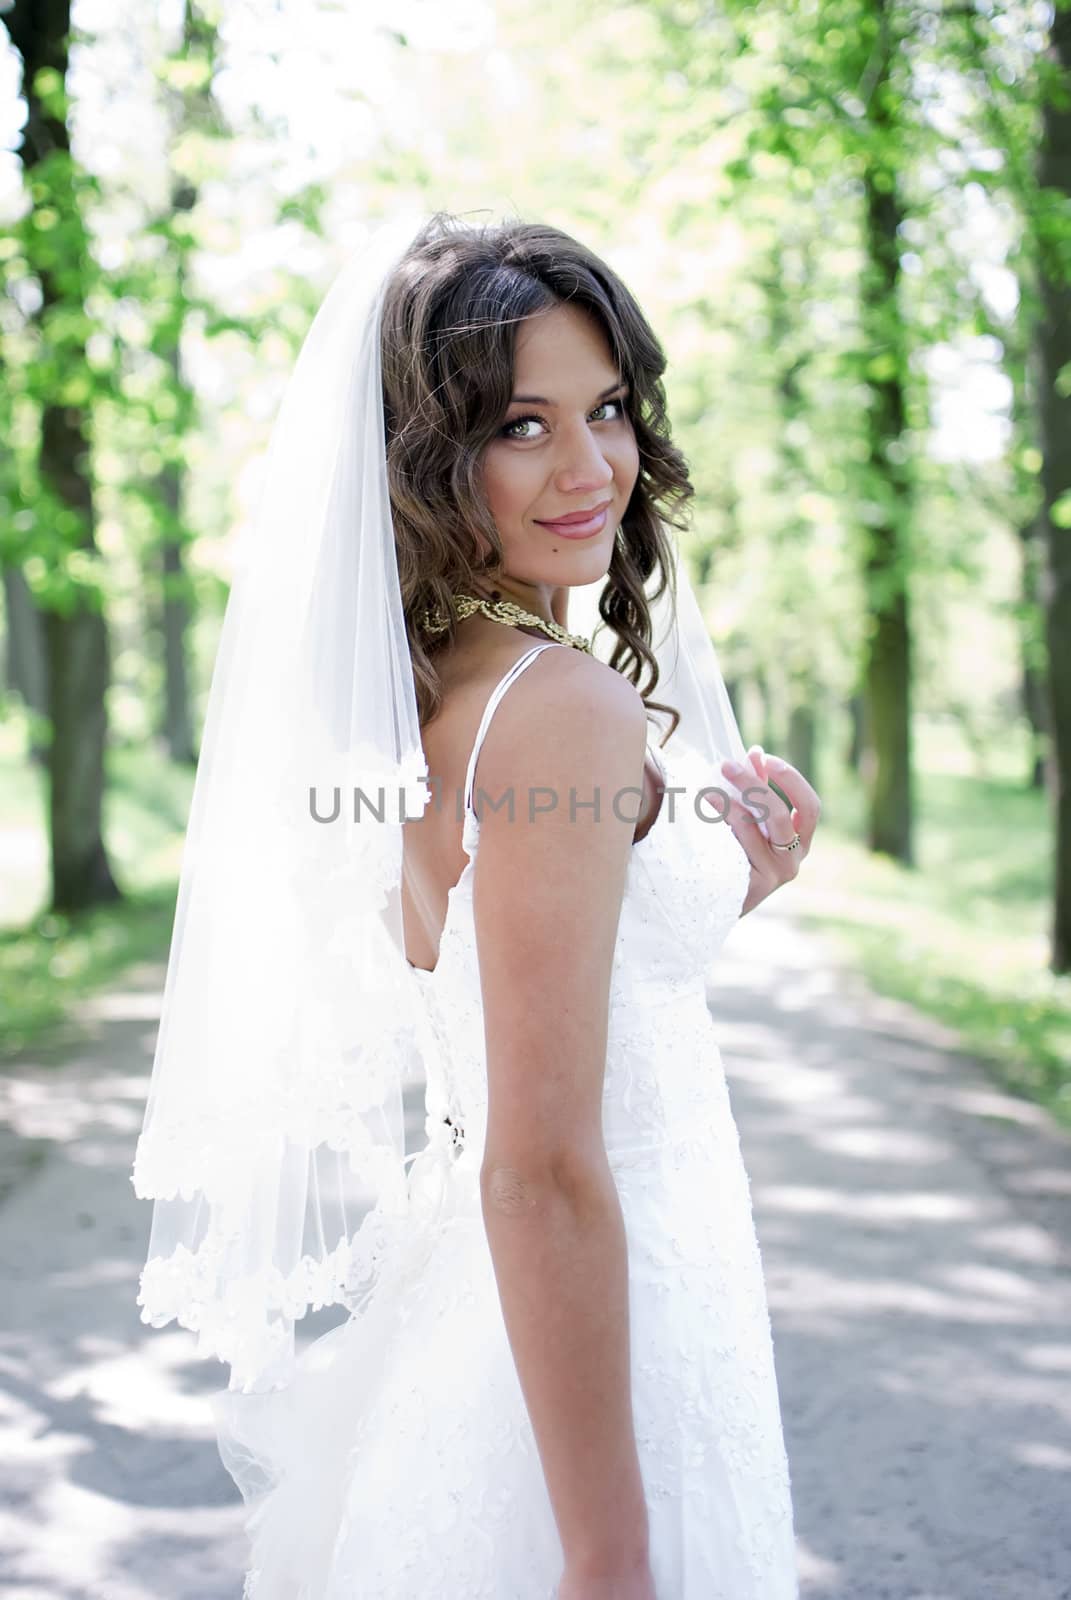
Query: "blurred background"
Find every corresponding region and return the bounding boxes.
[1,0,1068,1129]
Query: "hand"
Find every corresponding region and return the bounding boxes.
[718,744,821,917]
[557,1565,659,1600]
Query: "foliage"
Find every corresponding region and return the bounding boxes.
[1,0,1069,1068]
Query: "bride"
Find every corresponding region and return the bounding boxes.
[132,211,820,1600]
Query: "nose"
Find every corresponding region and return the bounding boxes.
[553,419,615,495]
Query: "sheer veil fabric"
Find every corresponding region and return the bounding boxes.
[131,211,755,1397]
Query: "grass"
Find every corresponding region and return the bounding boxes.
[0,716,192,1057]
[788,717,1071,1133]
[0,887,180,1057]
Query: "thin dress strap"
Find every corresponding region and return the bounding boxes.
[463,642,562,819]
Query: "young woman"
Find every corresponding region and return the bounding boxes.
[133,212,820,1600]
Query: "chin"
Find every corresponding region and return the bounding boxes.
[503,524,617,591]
[531,528,617,588]
[563,530,617,587]
[559,548,614,589]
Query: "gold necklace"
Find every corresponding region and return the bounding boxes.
[421,592,593,654]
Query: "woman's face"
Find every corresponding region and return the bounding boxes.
[479,302,640,599]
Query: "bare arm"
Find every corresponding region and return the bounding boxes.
[473,650,652,1586]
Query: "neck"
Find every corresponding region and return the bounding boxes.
[471,576,565,629]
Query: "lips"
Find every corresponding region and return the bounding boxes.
[535,499,613,528]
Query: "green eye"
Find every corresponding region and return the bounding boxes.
[499,397,626,440]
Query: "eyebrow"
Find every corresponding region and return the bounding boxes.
[507,380,628,406]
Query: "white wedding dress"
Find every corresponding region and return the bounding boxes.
[212,641,799,1600]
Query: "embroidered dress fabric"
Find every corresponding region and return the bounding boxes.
[211,643,799,1600]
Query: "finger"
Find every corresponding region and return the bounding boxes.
[718,753,815,863]
[764,756,821,819]
[765,791,812,855]
[754,768,820,850]
[719,761,794,838]
[724,799,799,879]
[720,786,800,858]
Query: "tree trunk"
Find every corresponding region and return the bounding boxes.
[751,664,778,757]
[1036,6,1071,973]
[787,698,817,790]
[4,0,120,910]
[2,564,49,763]
[154,294,196,764]
[846,689,866,773]
[767,251,822,799]
[161,527,196,763]
[152,0,218,767]
[1017,516,1049,791]
[859,0,914,865]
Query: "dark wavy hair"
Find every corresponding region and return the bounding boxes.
[380,212,693,743]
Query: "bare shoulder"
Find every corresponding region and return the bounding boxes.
[472,644,648,804]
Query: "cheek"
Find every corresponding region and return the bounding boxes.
[612,432,641,492]
[482,448,538,522]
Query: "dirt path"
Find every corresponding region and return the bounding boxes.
[1,898,1069,1600]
